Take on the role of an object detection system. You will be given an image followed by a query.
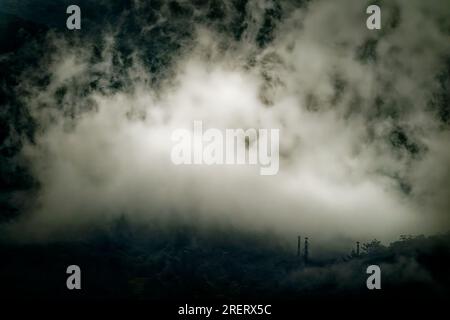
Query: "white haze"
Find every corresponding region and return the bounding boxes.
[3,0,450,244]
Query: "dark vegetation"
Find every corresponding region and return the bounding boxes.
[0,218,448,301]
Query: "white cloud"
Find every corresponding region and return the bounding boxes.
[4,0,449,244]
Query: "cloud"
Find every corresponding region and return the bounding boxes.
[2,0,449,244]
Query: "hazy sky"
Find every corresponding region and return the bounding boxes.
[1,0,449,244]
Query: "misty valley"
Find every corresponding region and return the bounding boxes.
[0,0,449,315]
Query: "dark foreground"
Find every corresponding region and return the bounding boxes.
[1,223,449,304]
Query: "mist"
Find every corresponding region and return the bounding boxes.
[1,0,449,246]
